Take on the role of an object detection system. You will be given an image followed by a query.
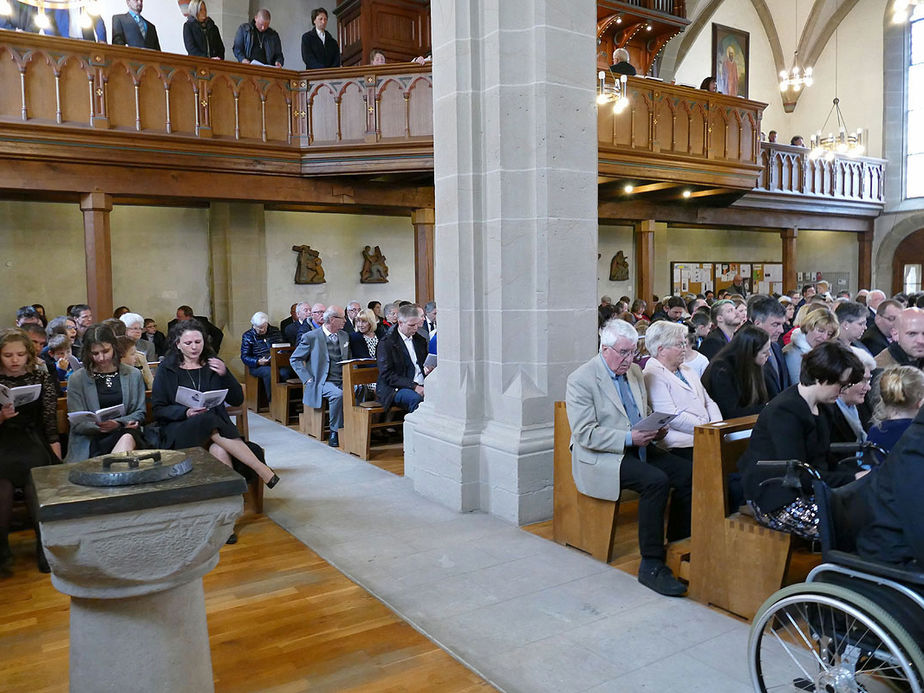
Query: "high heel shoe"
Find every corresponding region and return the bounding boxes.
[266,471,280,489]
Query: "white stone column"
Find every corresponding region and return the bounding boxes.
[403,0,599,524]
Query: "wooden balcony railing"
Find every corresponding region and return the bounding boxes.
[753,142,885,206]
[0,32,433,177]
[597,76,766,190]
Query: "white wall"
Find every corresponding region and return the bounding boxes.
[110,205,211,327]
[264,211,415,324]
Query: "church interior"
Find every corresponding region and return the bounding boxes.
[1,0,922,690]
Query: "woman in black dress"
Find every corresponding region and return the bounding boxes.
[701,325,772,419]
[0,328,60,573]
[152,320,278,487]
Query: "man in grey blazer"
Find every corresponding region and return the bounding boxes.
[565,318,691,596]
[290,305,350,447]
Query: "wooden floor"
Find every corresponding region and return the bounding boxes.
[0,505,493,693]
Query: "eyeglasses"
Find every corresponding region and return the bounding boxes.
[604,345,639,360]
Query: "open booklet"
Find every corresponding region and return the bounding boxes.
[0,383,42,408]
[632,411,681,432]
[175,386,228,410]
[67,404,125,426]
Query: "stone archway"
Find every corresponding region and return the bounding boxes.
[874,213,924,290]
[891,227,924,295]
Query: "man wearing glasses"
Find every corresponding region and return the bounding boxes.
[862,299,903,357]
[290,306,350,447]
[566,318,692,597]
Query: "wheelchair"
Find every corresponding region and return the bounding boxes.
[747,450,924,692]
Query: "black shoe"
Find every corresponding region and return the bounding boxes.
[36,547,50,574]
[637,563,686,597]
[328,431,339,448]
[266,471,280,489]
[226,532,238,545]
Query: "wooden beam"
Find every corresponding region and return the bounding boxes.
[636,220,656,306]
[80,192,113,321]
[412,208,435,305]
[858,227,873,290]
[781,228,798,293]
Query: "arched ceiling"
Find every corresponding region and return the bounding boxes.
[668,0,862,112]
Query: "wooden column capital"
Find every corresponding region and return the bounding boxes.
[80,192,112,212]
[412,207,435,225]
[780,227,798,241]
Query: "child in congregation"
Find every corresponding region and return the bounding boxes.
[117,336,154,390]
[46,334,81,392]
[867,365,924,464]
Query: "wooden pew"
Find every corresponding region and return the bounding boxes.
[552,401,633,563]
[686,416,813,620]
[269,345,301,426]
[298,400,328,441]
[244,369,270,413]
[341,359,395,459]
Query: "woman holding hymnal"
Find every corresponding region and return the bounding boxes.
[65,324,147,463]
[0,327,61,574]
[152,320,279,489]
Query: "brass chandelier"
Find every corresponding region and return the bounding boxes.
[0,0,104,31]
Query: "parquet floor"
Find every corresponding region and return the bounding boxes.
[0,500,493,693]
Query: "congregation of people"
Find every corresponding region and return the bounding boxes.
[570,282,924,596]
[0,295,436,577]
[0,2,431,71]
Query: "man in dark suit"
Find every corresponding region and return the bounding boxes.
[290,306,350,447]
[344,300,362,333]
[167,305,223,351]
[376,304,430,413]
[749,296,790,397]
[417,301,437,340]
[861,299,902,357]
[865,289,886,328]
[697,300,741,360]
[280,303,297,335]
[111,0,160,50]
[301,7,340,69]
[284,302,313,346]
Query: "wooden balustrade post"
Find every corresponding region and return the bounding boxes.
[636,219,656,306]
[80,192,113,320]
[89,51,109,129]
[781,227,798,292]
[364,73,377,143]
[411,208,435,305]
[291,77,309,146]
[858,228,873,290]
[194,66,212,138]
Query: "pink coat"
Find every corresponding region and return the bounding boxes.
[642,357,723,449]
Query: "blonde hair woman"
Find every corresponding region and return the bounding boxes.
[867,366,924,462]
[784,308,839,385]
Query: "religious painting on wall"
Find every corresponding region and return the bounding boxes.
[712,23,749,98]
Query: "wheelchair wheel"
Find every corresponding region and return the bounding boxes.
[748,582,924,692]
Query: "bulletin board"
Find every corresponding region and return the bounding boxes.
[671,261,784,296]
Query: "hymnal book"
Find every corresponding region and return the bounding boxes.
[175,386,228,409]
[0,383,42,408]
[67,404,125,426]
[424,353,437,370]
[632,411,680,432]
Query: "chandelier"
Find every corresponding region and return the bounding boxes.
[891,0,924,22]
[596,71,629,115]
[779,0,813,94]
[809,99,865,160]
[0,0,103,30]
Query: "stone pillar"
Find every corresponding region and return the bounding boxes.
[858,227,873,291]
[412,207,435,305]
[635,220,656,305]
[80,192,113,321]
[402,0,599,525]
[209,202,268,376]
[781,227,798,291]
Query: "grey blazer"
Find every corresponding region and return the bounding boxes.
[289,328,350,408]
[65,363,147,463]
[565,355,649,502]
[135,338,157,362]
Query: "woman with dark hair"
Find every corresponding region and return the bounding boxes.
[152,320,278,488]
[737,341,867,539]
[65,324,146,463]
[30,304,47,328]
[700,76,717,92]
[368,300,385,330]
[701,325,772,419]
[0,328,60,573]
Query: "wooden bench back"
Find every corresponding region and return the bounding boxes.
[692,416,756,518]
[342,359,378,390]
[269,345,294,387]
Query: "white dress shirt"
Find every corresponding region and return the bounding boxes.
[401,332,424,385]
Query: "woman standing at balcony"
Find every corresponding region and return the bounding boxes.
[184,0,225,60]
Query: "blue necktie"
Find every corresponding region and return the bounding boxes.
[131,11,147,39]
[616,375,646,461]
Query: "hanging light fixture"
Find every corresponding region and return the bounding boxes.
[779,0,814,93]
[0,0,103,29]
[596,70,629,115]
[808,2,865,160]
